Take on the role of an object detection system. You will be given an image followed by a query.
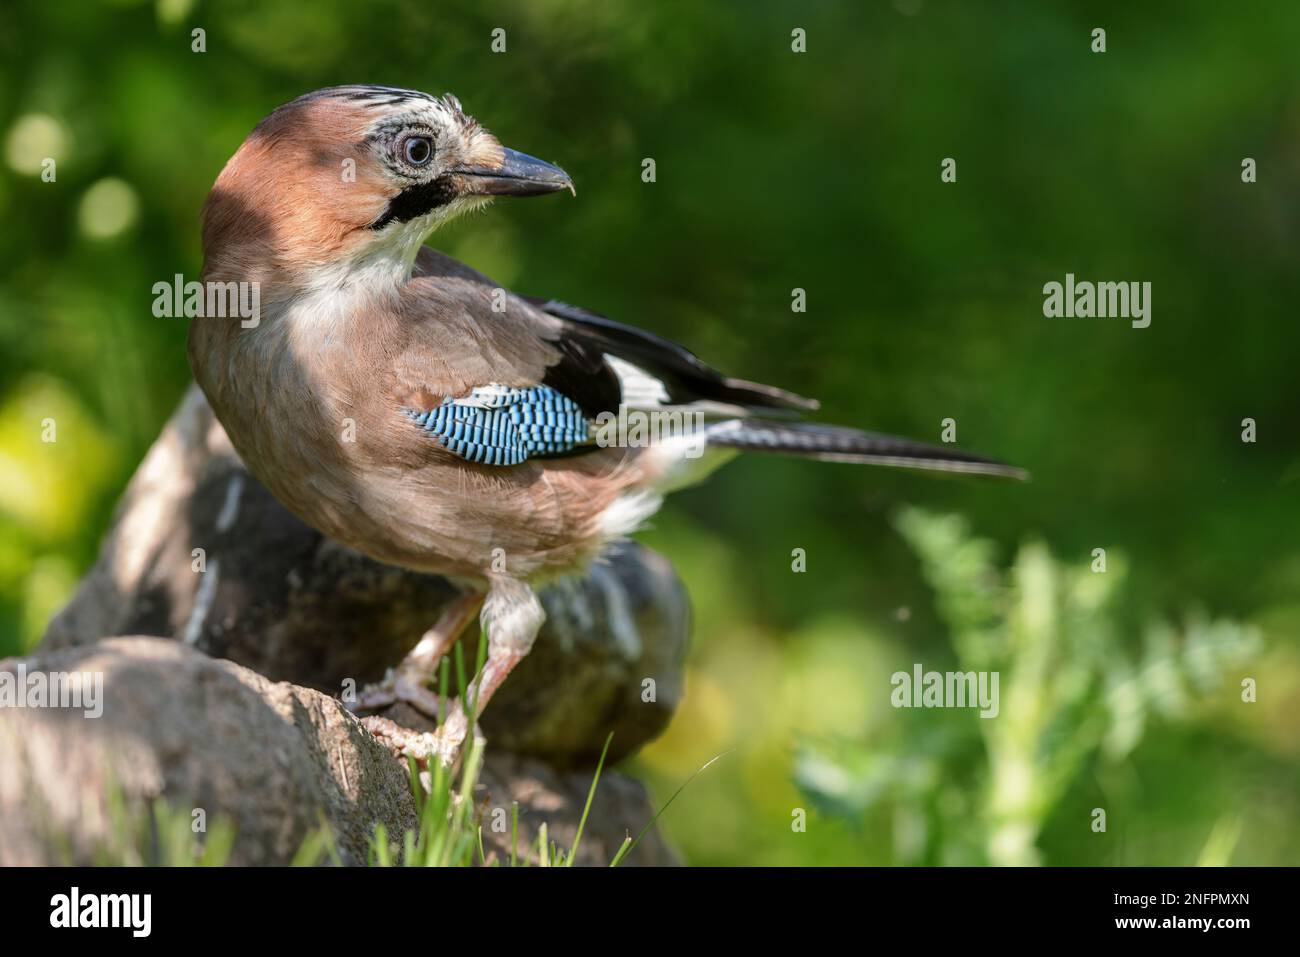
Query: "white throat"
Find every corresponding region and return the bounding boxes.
[300,194,491,297]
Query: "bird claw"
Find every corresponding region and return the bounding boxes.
[349,669,443,720]
[358,715,437,765]
[429,710,470,767]
[358,712,481,772]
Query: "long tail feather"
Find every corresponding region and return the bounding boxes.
[706,420,1029,480]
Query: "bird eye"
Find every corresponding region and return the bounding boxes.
[402,136,433,166]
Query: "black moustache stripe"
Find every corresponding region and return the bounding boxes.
[369,177,457,230]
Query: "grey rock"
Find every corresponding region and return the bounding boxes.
[0,637,678,866]
[0,637,413,866]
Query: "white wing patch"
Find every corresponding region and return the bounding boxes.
[604,354,670,407]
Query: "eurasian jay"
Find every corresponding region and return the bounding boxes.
[189,85,1024,766]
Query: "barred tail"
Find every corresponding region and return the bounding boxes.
[705,420,1028,480]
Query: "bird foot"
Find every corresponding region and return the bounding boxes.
[429,710,471,767]
[358,712,480,772]
[348,669,443,720]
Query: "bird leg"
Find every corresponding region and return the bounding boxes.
[350,589,485,718]
[427,577,545,767]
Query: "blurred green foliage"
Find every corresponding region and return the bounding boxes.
[1,0,1297,865]
[794,508,1259,865]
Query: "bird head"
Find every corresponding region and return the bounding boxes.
[201,85,572,292]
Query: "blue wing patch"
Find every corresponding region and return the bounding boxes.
[406,384,590,466]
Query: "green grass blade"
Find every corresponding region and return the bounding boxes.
[372,823,391,867]
[438,658,450,730]
[454,643,467,717]
[510,800,519,868]
[612,750,730,866]
[609,835,634,867]
[566,731,613,867]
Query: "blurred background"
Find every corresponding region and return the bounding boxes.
[2,0,1298,865]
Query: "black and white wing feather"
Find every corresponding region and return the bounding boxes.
[527,297,1028,480]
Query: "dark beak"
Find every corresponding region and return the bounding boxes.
[455,147,575,197]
